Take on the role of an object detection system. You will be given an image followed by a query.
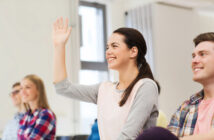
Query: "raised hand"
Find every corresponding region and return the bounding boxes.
[52,17,72,47]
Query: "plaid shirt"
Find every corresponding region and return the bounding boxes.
[18,108,56,140]
[167,90,206,137]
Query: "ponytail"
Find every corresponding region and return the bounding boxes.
[119,59,160,106]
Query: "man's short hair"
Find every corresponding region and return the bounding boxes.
[12,82,20,88]
[193,32,214,47]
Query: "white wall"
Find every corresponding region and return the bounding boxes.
[197,10,214,33]
[152,3,202,119]
[110,0,155,30]
[0,0,80,136]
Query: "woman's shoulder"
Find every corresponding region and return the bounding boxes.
[137,78,158,89]
[38,109,56,119]
[139,78,156,84]
[134,78,159,96]
[98,81,116,92]
[99,81,114,86]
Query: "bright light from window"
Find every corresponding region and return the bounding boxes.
[79,6,105,62]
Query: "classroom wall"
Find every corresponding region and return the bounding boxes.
[152,3,202,118]
[0,0,80,136]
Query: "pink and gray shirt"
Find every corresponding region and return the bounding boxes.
[54,78,159,140]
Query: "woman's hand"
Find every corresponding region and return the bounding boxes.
[52,17,71,83]
[52,17,72,47]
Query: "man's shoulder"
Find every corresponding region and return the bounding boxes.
[2,116,20,137]
[178,90,203,111]
[189,90,204,105]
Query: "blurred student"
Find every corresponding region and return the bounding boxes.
[18,74,56,140]
[2,82,25,140]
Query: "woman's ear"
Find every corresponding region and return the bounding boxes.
[130,46,138,58]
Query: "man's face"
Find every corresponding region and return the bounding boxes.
[192,41,214,84]
[11,85,22,107]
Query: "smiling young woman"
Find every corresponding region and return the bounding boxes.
[18,74,56,140]
[52,17,160,140]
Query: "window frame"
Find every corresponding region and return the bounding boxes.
[79,1,108,71]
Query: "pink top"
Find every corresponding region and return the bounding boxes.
[97,79,146,140]
[194,98,214,134]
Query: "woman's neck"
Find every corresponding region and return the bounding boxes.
[29,101,39,112]
[17,103,26,113]
[118,64,139,90]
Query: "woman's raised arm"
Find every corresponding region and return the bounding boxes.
[52,17,71,83]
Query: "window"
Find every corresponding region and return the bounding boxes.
[78,1,108,134]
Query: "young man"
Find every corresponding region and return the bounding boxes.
[2,82,25,140]
[168,32,214,140]
[136,32,214,140]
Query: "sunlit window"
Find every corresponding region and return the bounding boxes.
[79,6,105,62]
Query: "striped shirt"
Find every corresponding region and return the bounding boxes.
[2,113,24,140]
[167,90,205,137]
[18,108,56,140]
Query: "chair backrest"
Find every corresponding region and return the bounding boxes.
[156,110,168,128]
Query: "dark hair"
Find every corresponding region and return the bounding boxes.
[113,27,160,106]
[193,32,214,47]
[12,82,20,88]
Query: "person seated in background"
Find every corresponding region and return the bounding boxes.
[137,32,214,140]
[17,74,56,140]
[168,32,214,140]
[2,82,25,140]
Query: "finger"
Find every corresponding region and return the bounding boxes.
[64,18,68,31]
[67,27,72,37]
[53,21,57,31]
[59,17,63,29]
[56,18,60,30]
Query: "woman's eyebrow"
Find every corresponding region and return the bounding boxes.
[107,42,120,46]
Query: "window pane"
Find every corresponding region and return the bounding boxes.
[79,6,105,62]
[79,70,108,85]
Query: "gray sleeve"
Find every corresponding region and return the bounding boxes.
[117,81,159,140]
[54,78,100,104]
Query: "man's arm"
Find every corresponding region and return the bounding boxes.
[167,105,183,136]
